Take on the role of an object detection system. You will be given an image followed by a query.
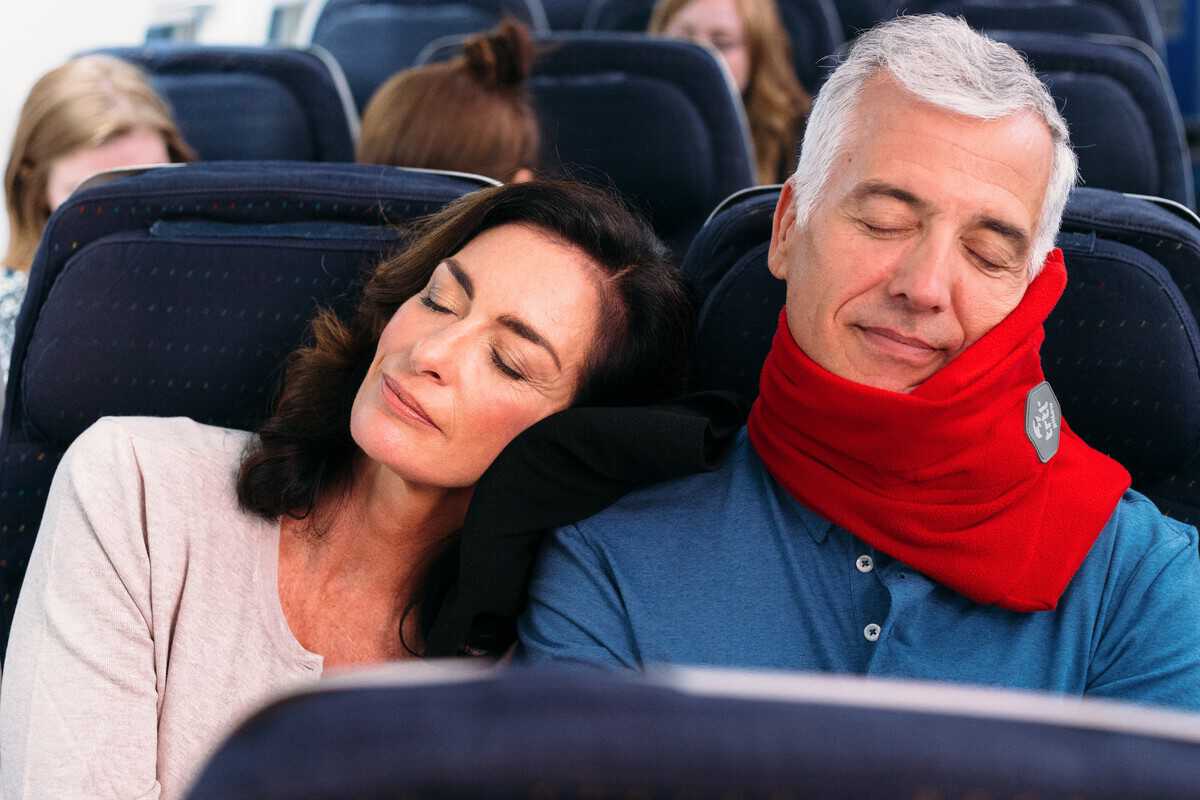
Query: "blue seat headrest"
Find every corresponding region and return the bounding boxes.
[420,32,756,255]
[0,161,494,649]
[685,186,1200,518]
[90,46,358,162]
[989,32,1192,207]
[312,0,549,110]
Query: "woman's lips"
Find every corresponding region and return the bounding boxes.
[381,374,442,432]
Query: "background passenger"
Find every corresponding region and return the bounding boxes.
[1,55,194,392]
[357,20,539,183]
[650,0,810,184]
[0,180,692,799]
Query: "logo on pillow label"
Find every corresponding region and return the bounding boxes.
[1026,381,1060,463]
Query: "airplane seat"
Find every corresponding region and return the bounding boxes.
[187,664,1200,798]
[0,161,495,654]
[684,185,1200,525]
[310,0,550,110]
[584,0,846,95]
[420,32,756,256]
[89,45,359,162]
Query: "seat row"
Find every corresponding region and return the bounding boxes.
[86,24,1194,264]
[1,161,1198,649]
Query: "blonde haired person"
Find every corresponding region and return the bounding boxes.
[0,55,194,392]
[650,0,811,184]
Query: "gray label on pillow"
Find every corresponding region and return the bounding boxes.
[1026,381,1061,464]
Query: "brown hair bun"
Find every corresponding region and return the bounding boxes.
[463,18,534,89]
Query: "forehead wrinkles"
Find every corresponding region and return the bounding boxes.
[836,98,1050,228]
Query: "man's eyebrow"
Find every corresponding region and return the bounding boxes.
[444,257,474,300]
[848,180,927,210]
[975,216,1031,257]
[498,314,562,371]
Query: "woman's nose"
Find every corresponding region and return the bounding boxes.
[408,322,469,384]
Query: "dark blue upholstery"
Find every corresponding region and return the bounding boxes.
[993,32,1194,209]
[420,33,754,255]
[310,0,550,110]
[835,0,892,38]
[0,162,494,653]
[583,0,845,94]
[894,0,1166,56]
[90,46,358,163]
[1163,0,1200,122]
[187,666,1200,799]
[683,185,1200,524]
[544,0,591,28]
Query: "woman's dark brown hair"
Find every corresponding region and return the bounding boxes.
[356,19,540,182]
[237,179,691,650]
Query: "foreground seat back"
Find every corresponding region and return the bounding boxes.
[895,0,1166,56]
[684,185,1200,524]
[584,0,846,94]
[188,665,1200,798]
[421,32,755,254]
[0,162,494,651]
[310,0,550,110]
[92,46,359,162]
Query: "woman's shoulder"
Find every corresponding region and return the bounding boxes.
[65,416,255,499]
[74,416,253,462]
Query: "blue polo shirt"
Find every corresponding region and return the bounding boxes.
[518,430,1200,712]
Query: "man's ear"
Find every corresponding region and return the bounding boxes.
[768,180,799,281]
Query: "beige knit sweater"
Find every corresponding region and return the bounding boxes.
[1,417,324,799]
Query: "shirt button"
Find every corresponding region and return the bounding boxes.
[863,623,881,642]
[856,554,874,573]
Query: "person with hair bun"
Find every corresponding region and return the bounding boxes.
[650,0,810,184]
[357,20,540,183]
[0,55,195,397]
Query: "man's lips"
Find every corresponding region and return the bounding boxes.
[860,326,938,351]
[856,325,945,366]
[381,374,442,432]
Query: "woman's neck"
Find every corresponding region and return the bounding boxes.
[288,459,472,597]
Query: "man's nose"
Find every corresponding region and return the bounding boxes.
[886,233,955,313]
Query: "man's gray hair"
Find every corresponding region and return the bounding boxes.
[790,14,1077,277]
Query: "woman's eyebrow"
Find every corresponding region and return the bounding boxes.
[498,314,562,371]
[444,257,474,299]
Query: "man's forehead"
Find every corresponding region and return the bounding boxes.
[830,74,1054,232]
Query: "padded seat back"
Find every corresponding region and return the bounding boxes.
[834,0,892,39]
[583,0,845,94]
[993,32,1193,209]
[895,0,1166,55]
[310,0,550,110]
[92,46,359,162]
[0,161,494,650]
[544,0,591,29]
[684,185,1200,524]
[188,665,1200,799]
[421,32,755,255]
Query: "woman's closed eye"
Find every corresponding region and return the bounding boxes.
[490,347,526,381]
[420,293,452,314]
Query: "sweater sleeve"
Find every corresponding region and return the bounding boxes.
[1,419,162,799]
[516,522,641,670]
[1085,498,1200,712]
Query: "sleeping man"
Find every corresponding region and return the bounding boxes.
[518,14,1200,711]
